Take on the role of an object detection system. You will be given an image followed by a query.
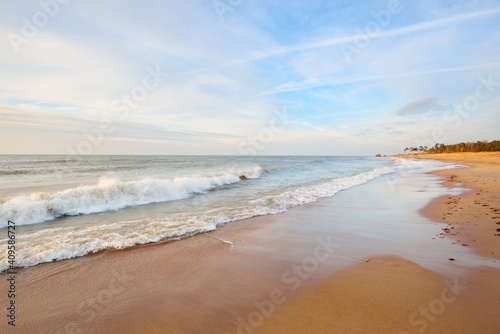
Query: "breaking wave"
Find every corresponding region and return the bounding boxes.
[0,167,263,227]
[0,158,456,271]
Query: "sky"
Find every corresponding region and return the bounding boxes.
[0,0,499,155]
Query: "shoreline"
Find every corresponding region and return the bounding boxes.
[414,152,500,260]
[1,154,499,333]
[257,152,500,333]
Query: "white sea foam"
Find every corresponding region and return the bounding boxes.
[0,158,451,272]
[0,167,263,228]
[246,158,445,213]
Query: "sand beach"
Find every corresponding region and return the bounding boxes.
[1,153,499,334]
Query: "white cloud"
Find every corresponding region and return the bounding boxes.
[0,1,499,154]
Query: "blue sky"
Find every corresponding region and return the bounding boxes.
[0,0,499,155]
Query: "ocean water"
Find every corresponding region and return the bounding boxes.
[0,155,449,271]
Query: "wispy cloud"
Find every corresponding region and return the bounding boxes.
[241,7,500,62]
[0,1,499,154]
[253,62,500,97]
[394,96,442,116]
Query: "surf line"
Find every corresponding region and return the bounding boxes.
[205,233,234,250]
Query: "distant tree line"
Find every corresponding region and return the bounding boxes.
[403,140,500,154]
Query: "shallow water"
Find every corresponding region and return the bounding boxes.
[0,155,457,271]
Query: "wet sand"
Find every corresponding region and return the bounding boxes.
[257,152,500,334]
[1,154,499,333]
[416,152,500,260]
[256,257,500,334]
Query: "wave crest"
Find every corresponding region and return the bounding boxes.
[0,167,263,227]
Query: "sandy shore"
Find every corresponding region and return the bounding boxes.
[256,257,500,334]
[257,152,500,334]
[415,152,500,260]
[1,154,499,333]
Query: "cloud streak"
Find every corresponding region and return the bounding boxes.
[241,7,500,63]
[394,96,441,116]
[0,1,499,155]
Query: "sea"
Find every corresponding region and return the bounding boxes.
[0,155,452,272]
